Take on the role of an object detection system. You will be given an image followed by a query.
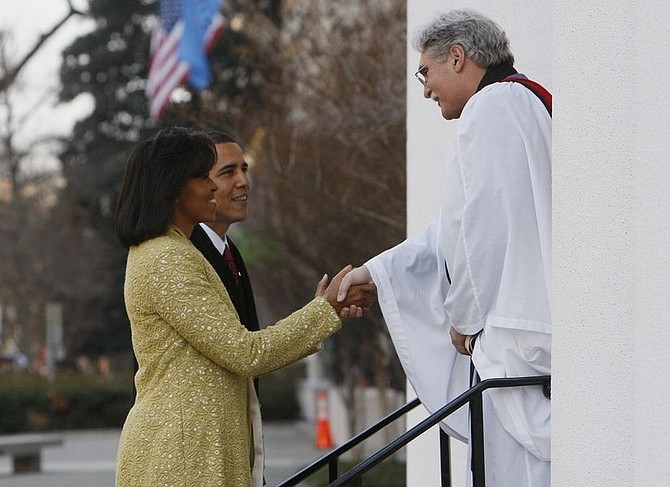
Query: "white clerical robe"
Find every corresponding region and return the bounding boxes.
[366,80,551,486]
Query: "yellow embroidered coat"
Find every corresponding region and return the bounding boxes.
[115,227,341,487]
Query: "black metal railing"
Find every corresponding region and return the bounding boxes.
[278,375,550,487]
[277,397,421,487]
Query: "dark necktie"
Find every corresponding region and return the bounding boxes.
[223,244,241,286]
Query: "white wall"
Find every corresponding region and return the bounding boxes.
[407,0,670,486]
[405,1,551,485]
[553,1,670,486]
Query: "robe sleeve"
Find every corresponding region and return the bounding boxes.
[366,219,471,441]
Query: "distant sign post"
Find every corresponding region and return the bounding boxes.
[45,302,64,379]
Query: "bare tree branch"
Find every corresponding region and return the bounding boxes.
[0,0,85,92]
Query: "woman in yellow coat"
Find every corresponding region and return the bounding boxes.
[114,127,374,486]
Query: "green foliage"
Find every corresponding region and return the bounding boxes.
[0,372,132,433]
[0,374,51,433]
[0,367,307,431]
[258,362,302,421]
[228,226,282,264]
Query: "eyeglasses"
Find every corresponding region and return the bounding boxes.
[414,65,428,86]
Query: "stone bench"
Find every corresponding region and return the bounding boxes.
[0,433,64,473]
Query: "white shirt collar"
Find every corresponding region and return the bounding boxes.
[199,223,228,254]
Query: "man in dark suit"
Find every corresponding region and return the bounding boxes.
[190,131,259,335]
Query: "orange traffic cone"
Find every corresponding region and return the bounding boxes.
[315,390,334,449]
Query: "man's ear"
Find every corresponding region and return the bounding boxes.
[449,45,466,72]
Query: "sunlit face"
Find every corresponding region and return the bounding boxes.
[419,51,469,120]
[173,175,218,234]
[209,142,250,231]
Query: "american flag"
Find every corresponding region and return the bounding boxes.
[146,0,226,119]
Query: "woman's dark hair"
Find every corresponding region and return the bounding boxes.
[116,127,216,248]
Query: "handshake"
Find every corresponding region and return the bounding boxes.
[315,265,376,318]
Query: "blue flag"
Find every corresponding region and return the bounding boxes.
[147,0,225,117]
[179,0,224,90]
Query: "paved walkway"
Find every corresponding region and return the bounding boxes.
[0,422,323,487]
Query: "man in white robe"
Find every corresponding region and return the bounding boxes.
[338,10,551,486]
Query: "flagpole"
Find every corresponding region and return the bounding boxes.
[191,85,202,117]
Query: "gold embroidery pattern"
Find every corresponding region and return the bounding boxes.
[116,228,340,486]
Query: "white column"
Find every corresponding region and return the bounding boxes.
[553,1,670,486]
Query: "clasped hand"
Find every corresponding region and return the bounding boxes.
[315,265,376,318]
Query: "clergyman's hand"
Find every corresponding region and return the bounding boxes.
[450,326,469,355]
[335,265,376,318]
[337,266,373,303]
[315,265,375,318]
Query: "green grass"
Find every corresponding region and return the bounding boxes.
[306,459,406,487]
